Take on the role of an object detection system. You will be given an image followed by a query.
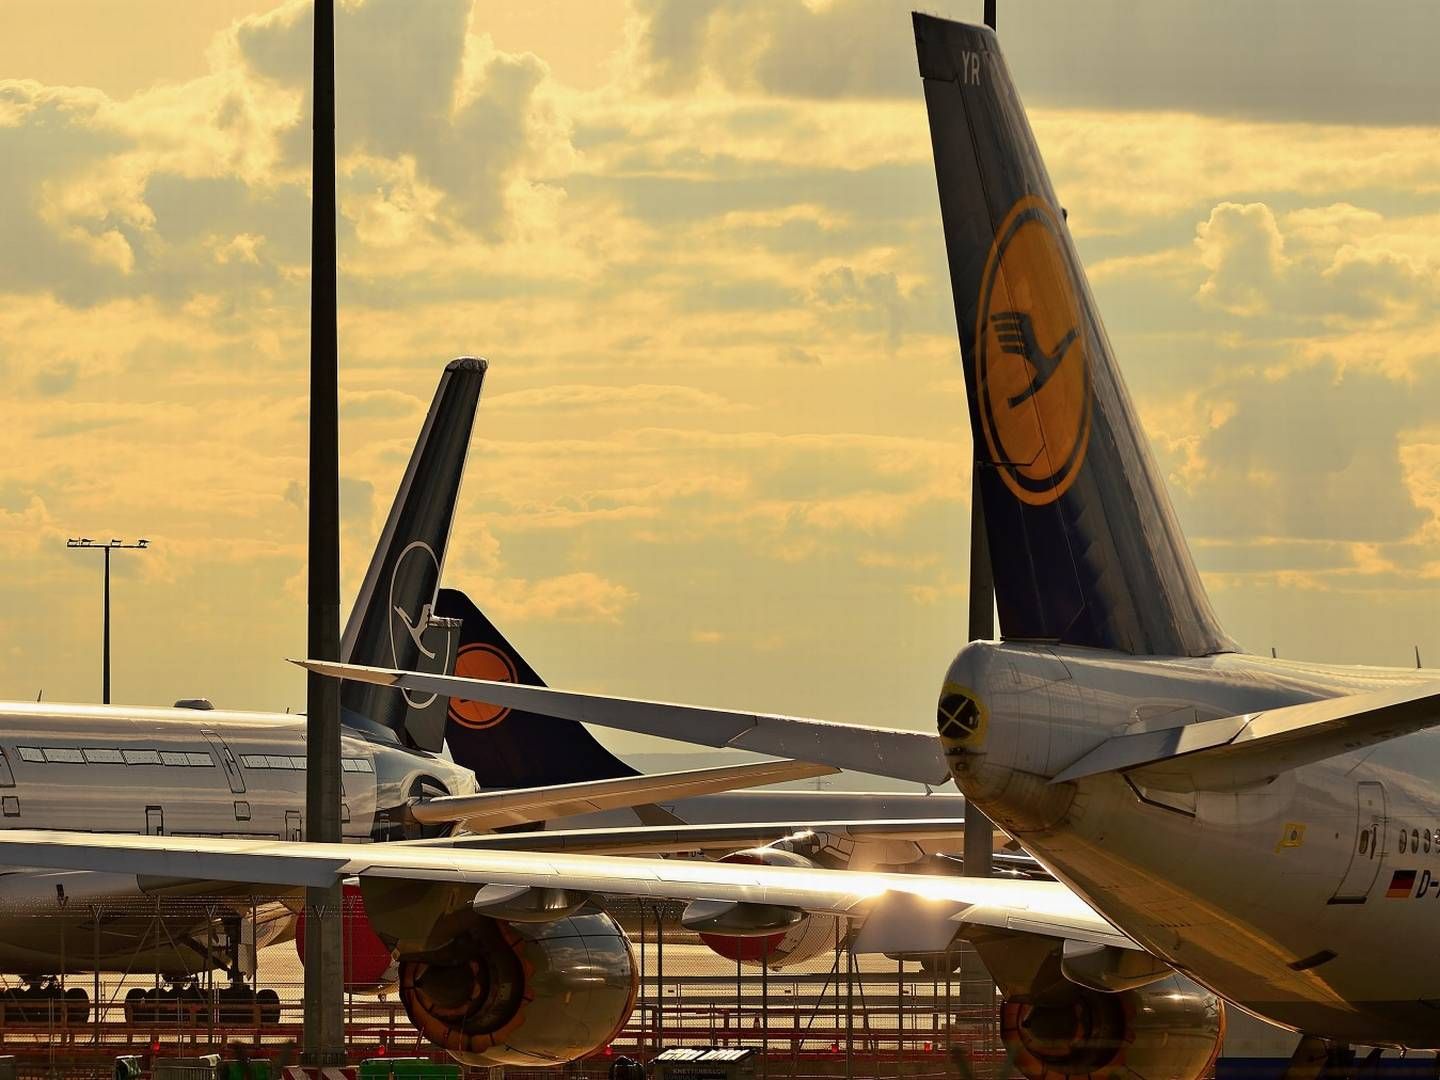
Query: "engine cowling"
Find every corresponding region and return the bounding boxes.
[294,882,397,994]
[1000,974,1224,1080]
[697,845,839,969]
[398,910,637,1067]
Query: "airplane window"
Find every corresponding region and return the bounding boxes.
[159,752,190,766]
[122,749,161,765]
[83,748,123,764]
[16,747,43,763]
[289,756,307,770]
[1426,829,1432,853]
[42,748,84,763]
[341,759,357,772]
[1413,829,1421,853]
[1360,831,1370,855]
[186,753,214,767]
[355,759,374,773]
[240,755,266,769]
[1401,830,1409,854]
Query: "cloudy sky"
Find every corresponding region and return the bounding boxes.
[2,0,1439,766]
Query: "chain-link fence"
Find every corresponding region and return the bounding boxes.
[0,892,1003,1078]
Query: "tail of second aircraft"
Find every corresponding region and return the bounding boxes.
[914,14,1234,657]
[433,587,637,787]
[338,358,487,750]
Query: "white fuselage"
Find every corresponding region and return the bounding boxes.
[0,701,960,975]
[0,701,477,976]
[944,640,1440,1046]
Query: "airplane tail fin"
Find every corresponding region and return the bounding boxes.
[338,358,487,750]
[434,587,638,787]
[914,15,1234,657]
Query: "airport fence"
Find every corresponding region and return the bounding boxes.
[0,894,1005,1079]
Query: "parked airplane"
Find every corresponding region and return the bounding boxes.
[0,358,488,1012]
[12,11,1417,1075]
[432,587,993,969]
[269,12,1440,1065]
[0,357,965,1052]
[0,360,827,1000]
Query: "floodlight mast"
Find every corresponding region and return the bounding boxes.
[302,0,345,1065]
[65,537,148,705]
[963,0,998,883]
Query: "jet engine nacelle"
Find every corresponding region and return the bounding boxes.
[398,909,637,1068]
[695,845,840,970]
[1001,974,1224,1080]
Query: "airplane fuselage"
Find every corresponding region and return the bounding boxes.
[0,701,477,976]
[944,640,1440,1046]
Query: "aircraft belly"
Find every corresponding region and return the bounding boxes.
[1021,770,1440,1047]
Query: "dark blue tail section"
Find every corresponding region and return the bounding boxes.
[338,358,486,750]
[434,587,637,788]
[914,15,1235,657]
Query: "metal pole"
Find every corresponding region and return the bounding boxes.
[302,0,345,1065]
[761,943,768,1074]
[963,468,995,879]
[93,909,100,1044]
[102,546,111,705]
[844,926,853,1080]
[655,904,664,1050]
[638,903,646,1054]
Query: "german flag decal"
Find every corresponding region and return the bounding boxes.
[1387,870,1417,898]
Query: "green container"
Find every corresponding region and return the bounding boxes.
[220,1061,272,1080]
[360,1058,458,1080]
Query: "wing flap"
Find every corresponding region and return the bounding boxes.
[296,660,951,785]
[1051,679,1440,791]
[413,759,838,831]
[438,818,967,855]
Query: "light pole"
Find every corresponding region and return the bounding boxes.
[66,538,149,705]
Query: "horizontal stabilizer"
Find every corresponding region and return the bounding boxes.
[413,758,837,832]
[295,659,951,785]
[1051,679,1440,791]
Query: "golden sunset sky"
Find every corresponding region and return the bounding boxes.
[3,1,1439,762]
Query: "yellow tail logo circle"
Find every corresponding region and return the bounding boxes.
[448,643,518,730]
[975,196,1092,506]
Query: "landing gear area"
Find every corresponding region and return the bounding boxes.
[0,979,88,1024]
[122,980,280,1025]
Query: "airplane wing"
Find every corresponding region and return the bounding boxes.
[295,660,951,785]
[413,759,837,832]
[430,818,978,855]
[0,830,1129,954]
[1051,678,1440,791]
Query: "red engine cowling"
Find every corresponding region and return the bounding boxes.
[294,882,397,993]
[698,846,839,969]
[1001,974,1225,1080]
[398,909,637,1068]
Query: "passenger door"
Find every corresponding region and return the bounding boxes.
[1330,781,1386,904]
[201,730,246,794]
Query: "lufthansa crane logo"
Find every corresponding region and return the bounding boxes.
[447,643,518,730]
[388,540,449,710]
[976,195,1092,506]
